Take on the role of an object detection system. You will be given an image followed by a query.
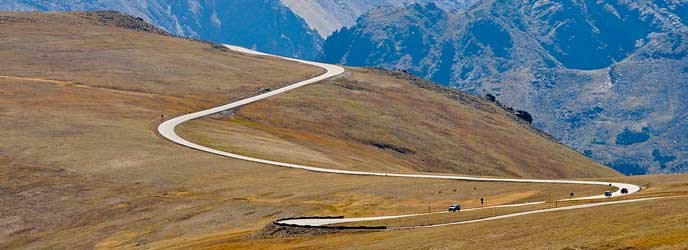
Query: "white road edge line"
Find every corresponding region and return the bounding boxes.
[157,44,642,227]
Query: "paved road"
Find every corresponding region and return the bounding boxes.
[282,201,546,227]
[286,196,687,228]
[402,195,685,229]
[158,44,642,228]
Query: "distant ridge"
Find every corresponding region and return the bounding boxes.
[0,0,322,59]
[320,0,688,174]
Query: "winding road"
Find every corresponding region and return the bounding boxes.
[158,44,645,228]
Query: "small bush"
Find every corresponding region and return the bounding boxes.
[515,110,533,123]
[211,43,229,51]
[615,128,649,145]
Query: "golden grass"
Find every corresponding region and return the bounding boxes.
[149,175,688,250]
[180,67,619,179]
[0,11,323,106]
[333,202,555,228]
[331,174,688,229]
[2,11,685,250]
[0,11,322,249]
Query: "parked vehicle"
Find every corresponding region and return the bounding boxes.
[448,204,461,212]
[620,188,629,194]
[604,191,613,198]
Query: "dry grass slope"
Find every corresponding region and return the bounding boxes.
[180,67,619,179]
[1,11,686,250]
[143,175,688,250]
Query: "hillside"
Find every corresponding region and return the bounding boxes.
[320,1,688,175]
[0,0,322,59]
[170,173,688,250]
[0,11,322,249]
[6,11,686,250]
[179,67,619,178]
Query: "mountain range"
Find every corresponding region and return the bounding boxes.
[0,0,323,59]
[321,0,688,174]
[0,0,476,58]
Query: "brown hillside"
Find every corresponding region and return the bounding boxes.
[180,67,620,178]
[0,11,617,179]
[5,11,678,250]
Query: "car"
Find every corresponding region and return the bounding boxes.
[604,191,613,198]
[620,188,629,194]
[448,204,461,212]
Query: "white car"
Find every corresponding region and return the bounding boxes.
[448,204,461,212]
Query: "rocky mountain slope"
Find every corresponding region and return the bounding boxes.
[281,0,478,37]
[320,0,688,174]
[0,0,481,58]
[0,0,322,59]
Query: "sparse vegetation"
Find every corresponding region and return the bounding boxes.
[144,175,688,250]
[516,110,533,123]
[74,11,170,36]
[2,11,687,250]
[364,141,415,155]
[181,67,618,178]
[616,128,650,145]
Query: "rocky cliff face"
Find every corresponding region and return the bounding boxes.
[280,0,478,37]
[321,1,688,174]
[0,0,322,59]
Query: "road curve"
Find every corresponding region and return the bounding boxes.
[158,44,641,228]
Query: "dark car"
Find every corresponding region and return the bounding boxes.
[620,188,629,194]
[604,191,613,198]
[448,204,461,212]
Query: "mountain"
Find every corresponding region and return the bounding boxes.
[0,0,482,58]
[0,0,322,59]
[280,0,478,37]
[320,1,688,175]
